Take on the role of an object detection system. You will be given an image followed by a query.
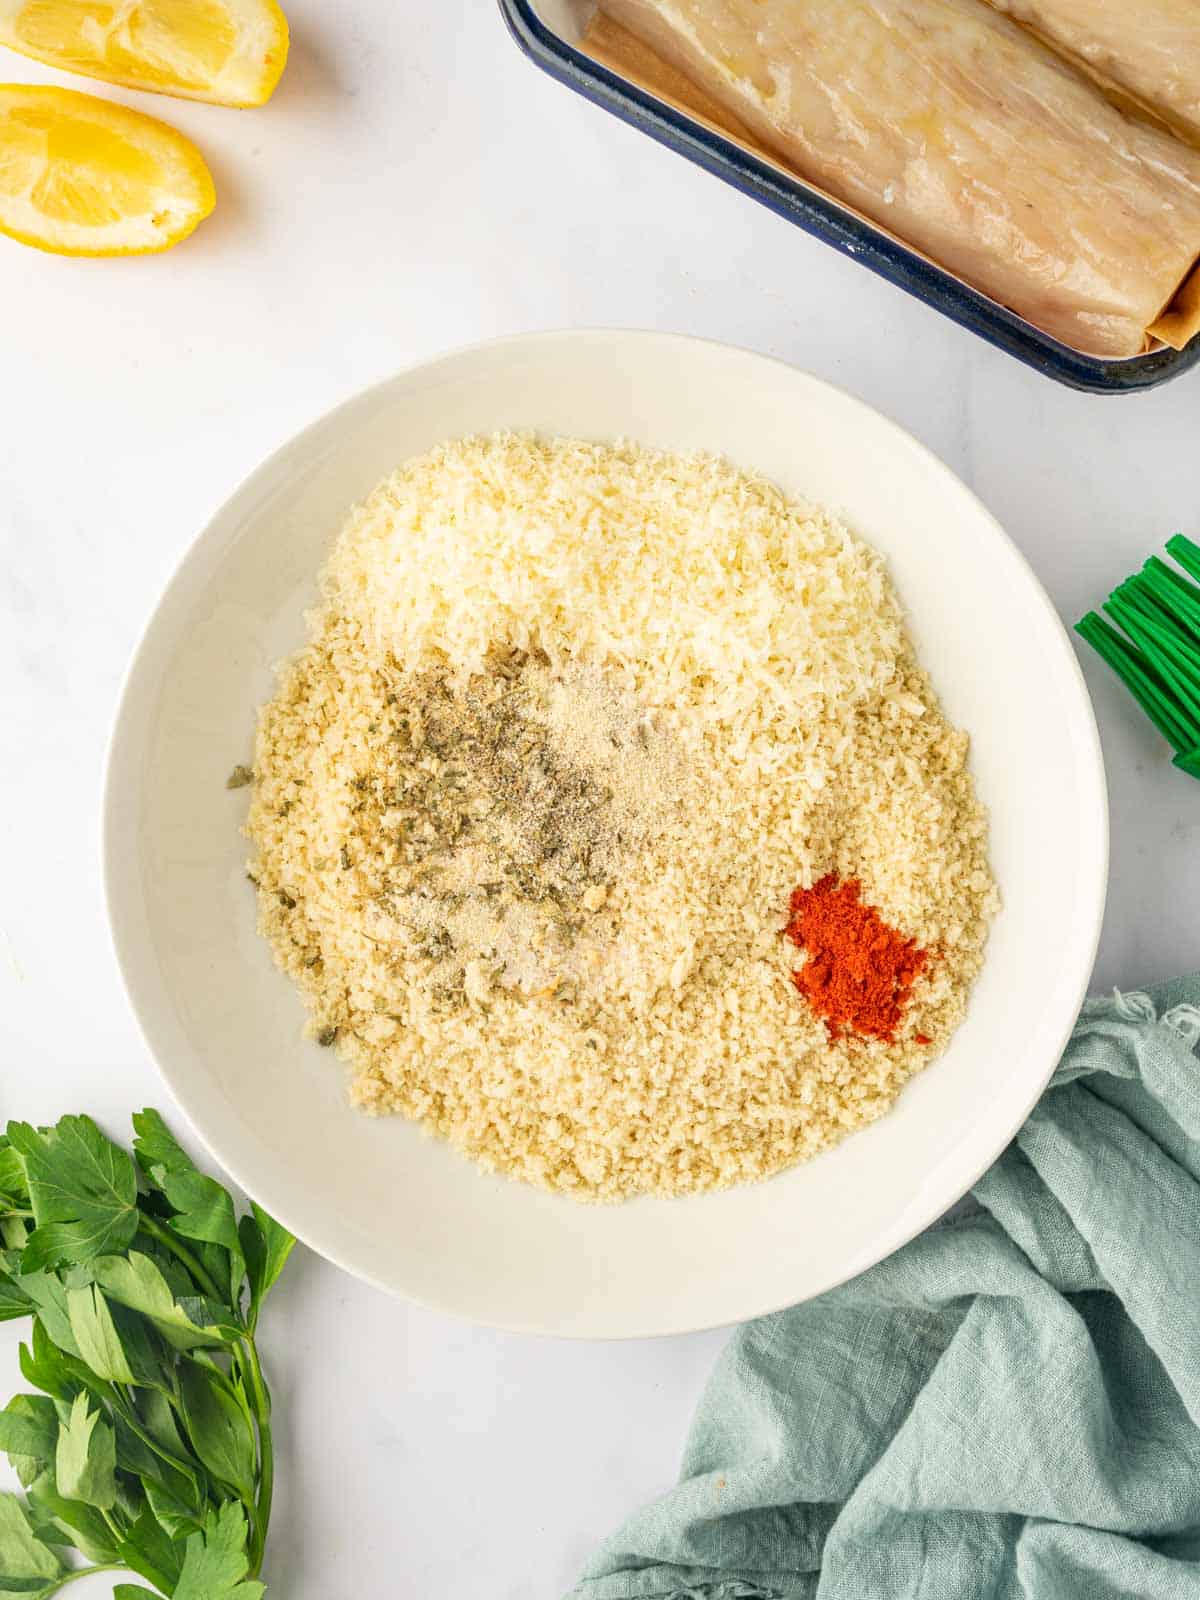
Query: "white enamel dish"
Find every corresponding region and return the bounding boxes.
[104,330,1107,1338]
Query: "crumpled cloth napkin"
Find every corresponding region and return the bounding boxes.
[570,978,1200,1600]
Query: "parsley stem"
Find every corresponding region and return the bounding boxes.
[138,1213,226,1303]
[241,1335,274,1578]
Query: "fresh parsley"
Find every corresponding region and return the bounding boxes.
[0,1112,294,1598]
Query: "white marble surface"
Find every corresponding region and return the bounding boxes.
[2,2,1200,1594]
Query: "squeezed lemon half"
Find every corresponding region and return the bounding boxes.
[0,83,215,253]
[0,0,288,107]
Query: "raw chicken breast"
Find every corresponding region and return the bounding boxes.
[988,0,1200,144]
[596,0,1200,356]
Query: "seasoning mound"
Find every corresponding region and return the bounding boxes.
[246,434,997,1201]
[785,875,928,1043]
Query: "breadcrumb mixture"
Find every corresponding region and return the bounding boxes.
[245,435,996,1200]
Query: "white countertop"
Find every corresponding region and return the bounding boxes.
[2,3,1199,1594]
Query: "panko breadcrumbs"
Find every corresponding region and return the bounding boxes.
[244,434,997,1201]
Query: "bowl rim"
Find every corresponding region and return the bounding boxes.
[101,327,1110,1338]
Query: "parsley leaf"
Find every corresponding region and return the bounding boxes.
[174,1501,265,1600]
[18,1317,103,1406]
[18,1275,81,1361]
[0,1139,28,1206]
[0,1269,33,1324]
[237,1206,295,1332]
[65,1285,137,1385]
[132,1111,246,1306]
[0,1492,63,1589]
[7,1117,138,1272]
[179,1362,256,1500]
[131,1388,200,1478]
[142,1474,206,1543]
[0,1395,58,1482]
[25,1468,120,1565]
[117,1505,184,1595]
[94,1252,238,1351]
[55,1394,117,1510]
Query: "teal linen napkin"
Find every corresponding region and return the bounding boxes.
[571,979,1200,1600]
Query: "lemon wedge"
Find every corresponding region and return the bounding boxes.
[0,84,215,253]
[0,0,288,107]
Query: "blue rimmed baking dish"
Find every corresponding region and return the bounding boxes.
[499,0,1200,395]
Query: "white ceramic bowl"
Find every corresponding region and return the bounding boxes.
[104,331,1107,1338]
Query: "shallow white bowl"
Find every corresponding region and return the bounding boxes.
[104,331,1107,1338]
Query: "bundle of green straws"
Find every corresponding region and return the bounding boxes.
[1077,533,1200,779]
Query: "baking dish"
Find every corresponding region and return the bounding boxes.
[499,0,1200,394]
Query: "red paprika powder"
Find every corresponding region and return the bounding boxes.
[784,874,927,1044]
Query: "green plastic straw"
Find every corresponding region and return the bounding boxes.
[1112,580,1200,697]
[1076,534,1200,777]
[1076,612,1191,749]
[1139,560,1200,644]
[1167,533,1200,586]
[1104,597,1200,732]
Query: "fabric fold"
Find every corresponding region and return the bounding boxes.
[570,980,1200,1599]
